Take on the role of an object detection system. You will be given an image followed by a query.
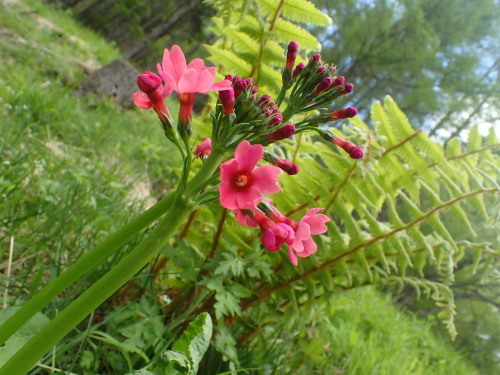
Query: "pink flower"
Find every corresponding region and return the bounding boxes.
[132,71,172,122]
[262,223,295,252]
[287,208,330,266]
[194,137,212,158]
[219,140,281,210]
[234,208,294,251]
[233,209,258,228]
[157,45,232,127]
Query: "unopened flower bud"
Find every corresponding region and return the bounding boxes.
[286,41,299,71]
[329,66,337,74]
[137,72,162,94]
[233,77,247,97]
[311,54,321,63]
[313,77,333,96]
[329,107,358,120]
[245,77,254,86]
[267,124,296,141]
[321,131,364,159]
[349,146,364,159]
[341,83,354,95]
[268,113,283,126]
[333,76,345,86]
[257,94,271,107]
[219,88,235,115]
[225,74,233,82]
[263,109,273,118]
[292,62,305,78]
[252,86,259,94]
[264,151,300,175]
[316,66,327,75]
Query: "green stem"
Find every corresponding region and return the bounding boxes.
[0,151,228,374]
[0,193,175,346]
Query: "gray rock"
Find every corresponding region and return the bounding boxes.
[78,59,139,109]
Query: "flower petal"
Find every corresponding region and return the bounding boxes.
[169,45,187,82]
[219,183,238,209]
[132,92,152,109]
[220,158,239,183]
[299,237,317,256]
[288,246,298,266]
[234,209,258,227]
[234,140,263,171]
[159,71,178,92]
[303,213,330,235]
[211,79,233,91]
[197,69,217,94]
[161,83,174,98]
[177,68,200,93]
[187,58,205,72]
[252,165,281,194]
[235,187,262,209]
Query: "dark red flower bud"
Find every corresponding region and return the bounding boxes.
[225,74,233,82]
[245,77,254,86]
[329,107,358,120]
[313,77,333,96]
[329,66,337,74]
[268,113,283,126]
[333,76,345,86]
[252,86,259,94]
[257,94,271,107]
[341,83,354,95]
[137,72,162,94]
[286,41,299,71]
[322,131,364,159]
[311,53,321,62]
[349,146,364,159]
[316,66,327,75]
[263,109,273,118]
[219,89,235,115]
[292,62,305,78]
[233,77,247,97]
[267,124,296,141]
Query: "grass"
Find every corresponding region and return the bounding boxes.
[231,287,479,375]
[0,0,181,312]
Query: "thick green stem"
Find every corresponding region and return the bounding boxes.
[0,150,228,374]
[0,193,175,346]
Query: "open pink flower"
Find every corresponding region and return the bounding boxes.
[287,208,330,266]
[194,137,212,158]
[219,140,281,210]
[157,45,232,126]
[132,71,172,122]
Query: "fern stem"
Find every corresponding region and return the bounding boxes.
[239,188,499,311]
[447,143,500,162]
[378,129,422,159]
[323,162,357,212]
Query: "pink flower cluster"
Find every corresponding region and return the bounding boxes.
[132,45,232,126]
[219,141,330,265]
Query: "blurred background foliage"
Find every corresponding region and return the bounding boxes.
[1,0,498,374]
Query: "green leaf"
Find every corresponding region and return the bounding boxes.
[163,313,213,375]
[273,19,321,50]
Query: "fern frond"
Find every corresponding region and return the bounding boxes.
[273,18,321,50]
[205,45,252,76]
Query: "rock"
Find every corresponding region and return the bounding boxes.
[78,59,139,109]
